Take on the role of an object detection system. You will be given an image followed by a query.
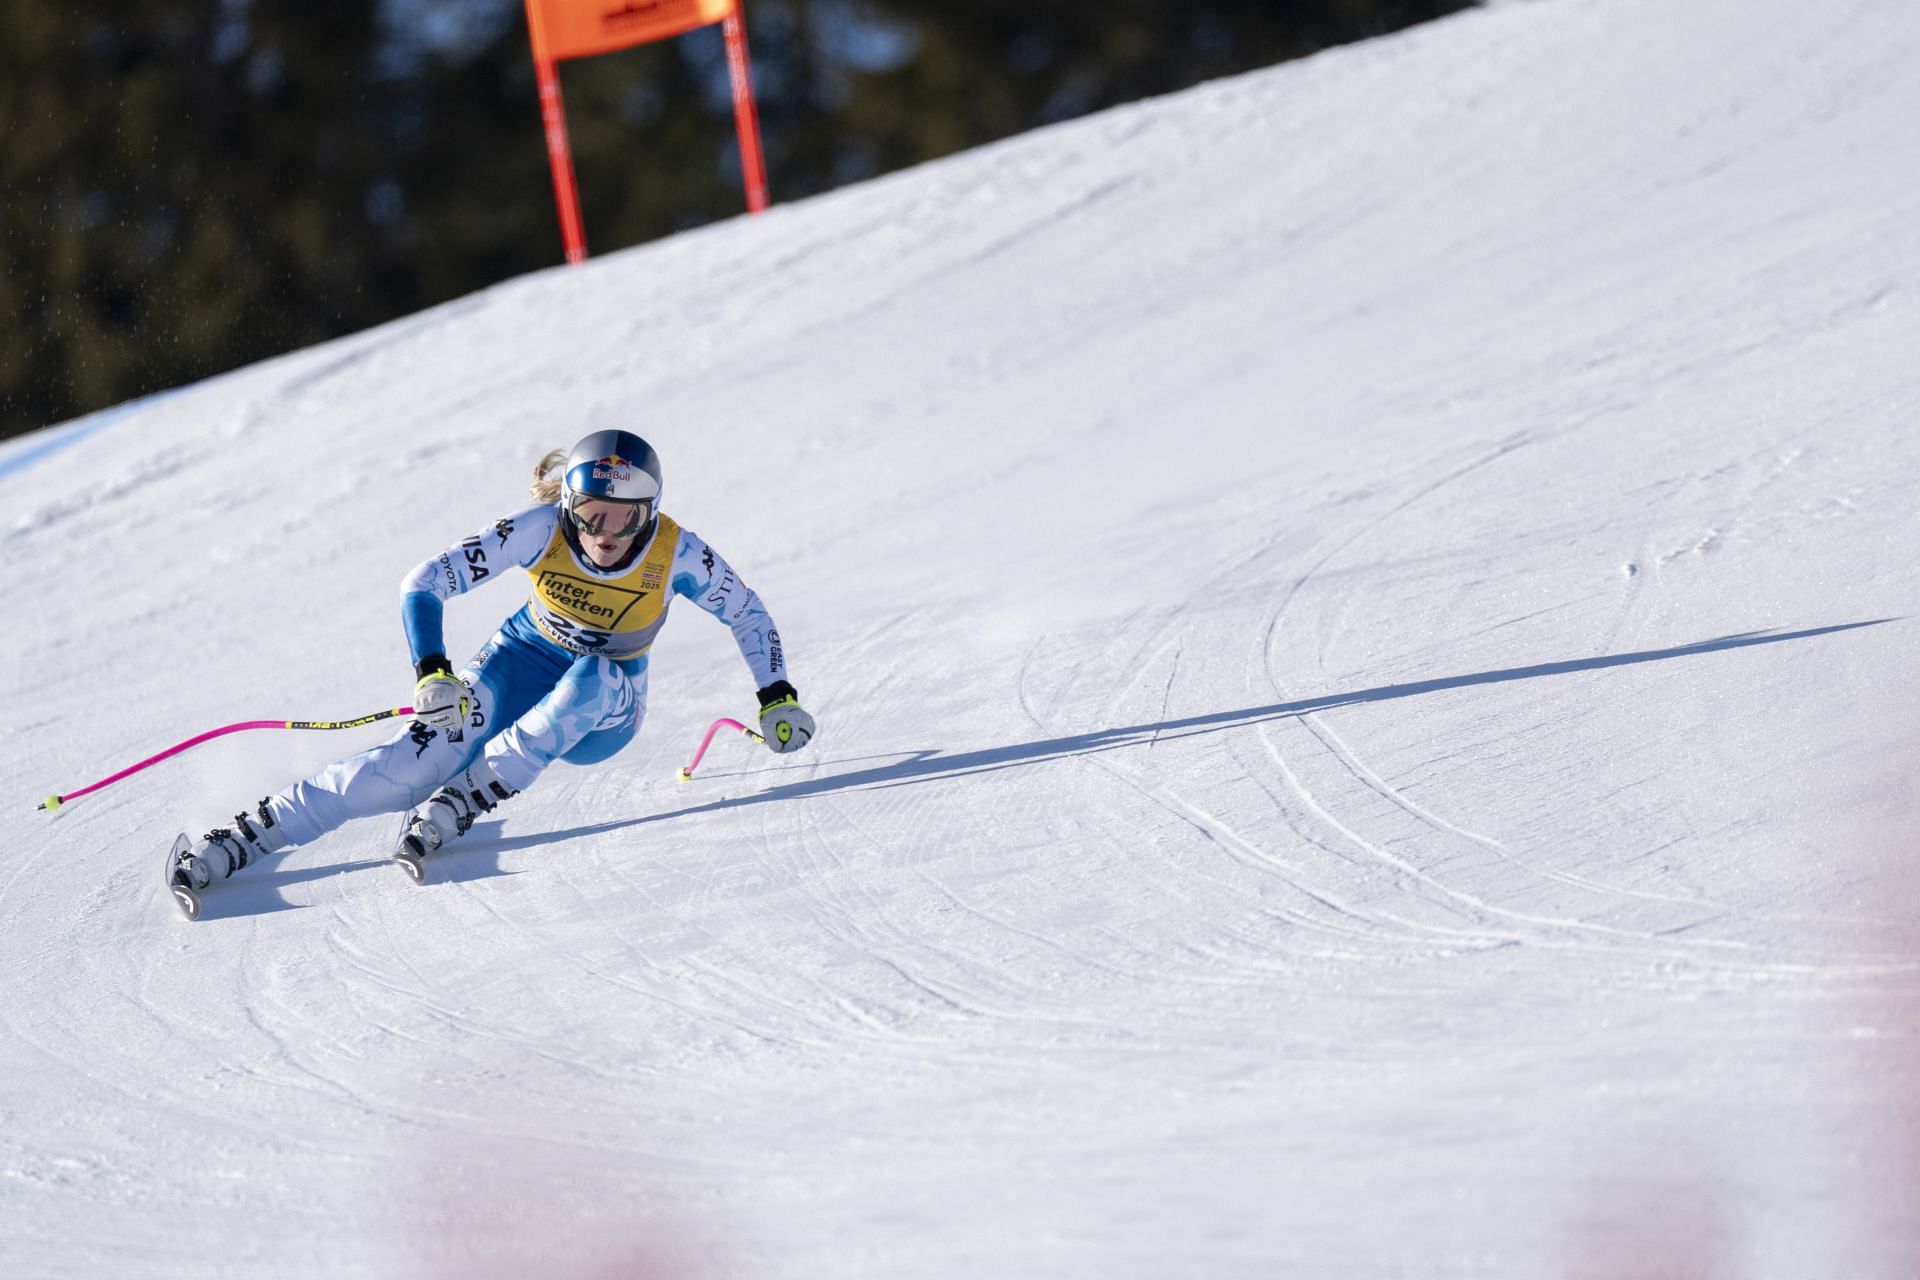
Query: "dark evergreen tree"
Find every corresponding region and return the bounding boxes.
[0,0,1473,440]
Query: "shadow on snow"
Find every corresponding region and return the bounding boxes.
[482,618,1895,860]
[183,618,1891,911]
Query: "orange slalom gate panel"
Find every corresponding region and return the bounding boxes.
[530,0,738,62]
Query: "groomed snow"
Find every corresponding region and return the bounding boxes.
[4,0,1918,1274]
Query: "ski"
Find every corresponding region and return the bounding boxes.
[390,810,427,885]
[162,833,200,920]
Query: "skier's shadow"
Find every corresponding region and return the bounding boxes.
[187,824,520,917]
[186,858,388,921]
[492,618,1896,856]
[421,820,523,885]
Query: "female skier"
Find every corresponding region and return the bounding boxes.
[168,429,814,910]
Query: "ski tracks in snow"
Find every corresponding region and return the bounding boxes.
[1000,428,1904,992]
[1248,433,1909,976]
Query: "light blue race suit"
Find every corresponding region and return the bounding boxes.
[262,503,787,849]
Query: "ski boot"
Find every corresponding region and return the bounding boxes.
[392,763,518,885]
[167,799,287,919]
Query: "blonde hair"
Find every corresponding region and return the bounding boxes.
[531,447,566,504]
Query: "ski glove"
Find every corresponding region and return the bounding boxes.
[756,681,815,754]
[412,655,471,732]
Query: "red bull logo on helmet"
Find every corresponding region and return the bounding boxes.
[591,454,632,481]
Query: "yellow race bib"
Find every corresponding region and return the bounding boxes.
[527,512,681,659]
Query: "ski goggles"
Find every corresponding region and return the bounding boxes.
[567,496,652,539]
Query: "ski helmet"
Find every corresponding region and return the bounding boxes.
[559,430,662,540]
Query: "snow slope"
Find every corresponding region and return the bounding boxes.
[4,0,1919,1274]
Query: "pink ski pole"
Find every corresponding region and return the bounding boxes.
[37,706,415,812]
[677,717,764,781]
